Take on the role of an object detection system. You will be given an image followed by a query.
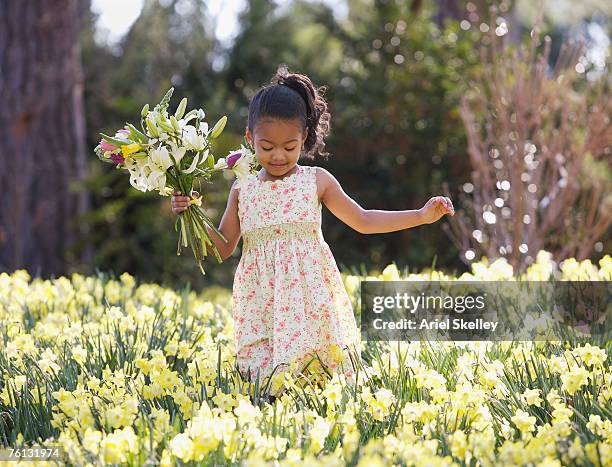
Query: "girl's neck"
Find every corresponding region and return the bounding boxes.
[259,164,300,182]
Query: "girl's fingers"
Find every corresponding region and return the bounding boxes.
[433,196,454,215]
[445,197,454,215]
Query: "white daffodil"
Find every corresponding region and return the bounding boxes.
[182,125,206,151]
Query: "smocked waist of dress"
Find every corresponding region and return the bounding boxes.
[241,221,324,252]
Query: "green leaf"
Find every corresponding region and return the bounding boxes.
[100,133,131,147]
[127,124,148,144]
[130,151,148,159]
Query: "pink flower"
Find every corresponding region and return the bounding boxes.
[226,151,243,168]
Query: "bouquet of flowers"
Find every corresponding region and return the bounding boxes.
[94,87,259,275]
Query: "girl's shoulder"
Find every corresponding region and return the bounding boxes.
[307,165,332,184]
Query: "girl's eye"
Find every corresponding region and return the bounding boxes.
[262,147,297,152]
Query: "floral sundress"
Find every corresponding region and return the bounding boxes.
[232,164,361,387]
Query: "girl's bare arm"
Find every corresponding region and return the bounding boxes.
[317,167,454,234]
[171,182,242,260]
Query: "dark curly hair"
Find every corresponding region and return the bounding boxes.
[247,64,331,160]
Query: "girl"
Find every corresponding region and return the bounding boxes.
[172,65,454,395]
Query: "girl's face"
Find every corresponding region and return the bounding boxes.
[245,118,307,176]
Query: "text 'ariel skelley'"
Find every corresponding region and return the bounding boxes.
[372,317,498,331]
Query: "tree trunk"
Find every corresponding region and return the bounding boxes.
[0,0,90,276]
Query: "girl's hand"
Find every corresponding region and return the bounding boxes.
[419,196,454,224]
[171,189,200,215]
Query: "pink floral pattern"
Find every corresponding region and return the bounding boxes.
[232,165,360,385]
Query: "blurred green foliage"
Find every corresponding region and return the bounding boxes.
[73,0,603,289]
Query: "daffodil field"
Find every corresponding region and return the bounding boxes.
[0,252,610,466]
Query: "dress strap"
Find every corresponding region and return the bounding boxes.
[301,165,316,180]
[303,165,321,208]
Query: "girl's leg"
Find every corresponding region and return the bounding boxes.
[237,339,290,399]
[237,338,273,383]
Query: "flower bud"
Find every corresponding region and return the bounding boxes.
[100,140,117,152]
[209,115,227,139]
[109,153,125,165]
[170,115,180,132]
[175,98,187,120]
[146,118,159,138]
[226,151,243,168]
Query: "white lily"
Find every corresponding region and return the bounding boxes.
[127,161,151,192]
[182,149,209,174]
[147,169,167,193]
[181,113,198,125]
[149,145,173,171]
[168,140,187,167]
[200,121,209,136]
[182,125,206,151]
[232,152,253,185]
[144,145,173,192]
[213,157,227,170]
